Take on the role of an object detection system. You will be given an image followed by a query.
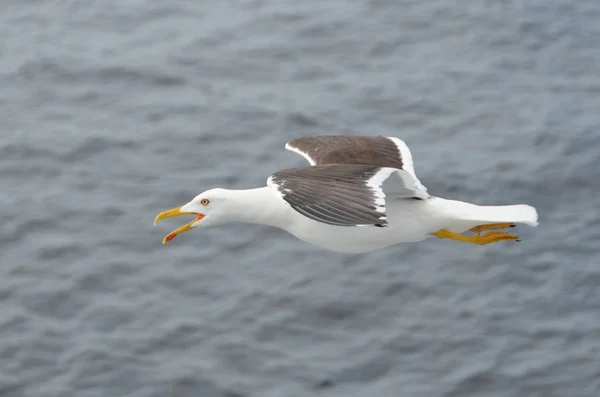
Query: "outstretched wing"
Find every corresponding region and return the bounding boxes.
[267,164,418,227]
[285,135,429,199]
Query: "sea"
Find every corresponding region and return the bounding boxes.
[1,0,599,396]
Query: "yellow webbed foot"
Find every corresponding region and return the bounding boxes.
[469,223,516,233]
[433,229,520,245]
[475,231,520,245]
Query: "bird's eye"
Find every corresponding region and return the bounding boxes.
[200,198,210,206]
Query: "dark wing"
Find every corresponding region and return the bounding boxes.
[285,135,429,199]
[267,164,413,227]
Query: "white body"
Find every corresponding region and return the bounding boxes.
[199,187,538,254]
[169,136,538,253]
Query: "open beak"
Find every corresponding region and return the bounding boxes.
[154,206,204,244]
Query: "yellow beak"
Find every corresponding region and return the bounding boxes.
[154,206,205,244]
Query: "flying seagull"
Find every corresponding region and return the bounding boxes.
[154,136,538,253]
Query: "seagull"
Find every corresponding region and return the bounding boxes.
[154,136,538,253]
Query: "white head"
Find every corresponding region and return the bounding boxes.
[154,188,237,243]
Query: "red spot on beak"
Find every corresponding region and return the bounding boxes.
[165,232,177,242]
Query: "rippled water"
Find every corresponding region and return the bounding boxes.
[1,1,600,396]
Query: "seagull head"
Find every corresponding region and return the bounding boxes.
[154,188,233,244]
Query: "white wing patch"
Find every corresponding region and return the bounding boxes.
[386,137,429,198]
[284,142,316,166]
[366,167,395,213]
[266,175,287,200]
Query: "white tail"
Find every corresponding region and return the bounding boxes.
[430,198,539,233]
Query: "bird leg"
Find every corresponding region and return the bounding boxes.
[469,223,515,233]
[433,229,520,245]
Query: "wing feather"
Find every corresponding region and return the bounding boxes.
[285,135,429,199]
[267,164,394,227]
